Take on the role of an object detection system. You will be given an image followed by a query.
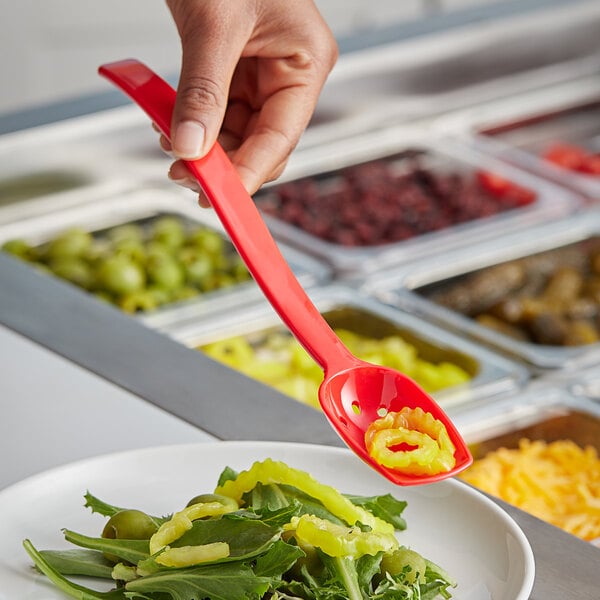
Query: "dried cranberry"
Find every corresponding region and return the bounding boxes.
[255,151,539,247]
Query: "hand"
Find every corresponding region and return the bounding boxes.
[163,0,338,206]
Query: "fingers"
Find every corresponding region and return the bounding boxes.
[166,0,253,160]
[227,5,338,193]
[167,160,211,208]
[163,0,338,197]
[230,84,321,195]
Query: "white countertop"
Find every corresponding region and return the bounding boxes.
[0,324,215,491]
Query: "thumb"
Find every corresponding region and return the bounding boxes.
[169,9,247,159]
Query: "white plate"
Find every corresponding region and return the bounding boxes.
[0,441,535,600]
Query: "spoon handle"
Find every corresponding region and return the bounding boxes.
[99,60,355,374]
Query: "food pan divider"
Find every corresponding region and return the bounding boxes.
[362,209,600,372]
[0,185,331,321]
[256,127,582,277]
[156,283,529,410]
[526,362,600,402]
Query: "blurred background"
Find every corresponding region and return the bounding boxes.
[1,0,531,116]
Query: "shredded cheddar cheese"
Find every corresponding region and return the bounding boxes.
[459,438,600,542]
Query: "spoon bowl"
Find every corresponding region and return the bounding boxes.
[99,59,472,485]
[319,363,472,484]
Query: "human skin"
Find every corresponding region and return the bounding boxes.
[162,0,338,206]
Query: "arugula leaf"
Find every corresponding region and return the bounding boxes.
[125,562,271,600]
[253,540,305,578]
[356,553,383,592]
[424,557,457,588]
[173,515,279,560]
[63,530,149,565]
[248,482,290,510]
[216,466,239,487]
[320,554,363,600]
[39,549,114,579]
[250,502,303,528]
[84,492,169,527]
[23,540,126,600]
[84,492,126,517]
[243,483,346,528]
[344,494,407,531]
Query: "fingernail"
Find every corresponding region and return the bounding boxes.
[172,121,205,159]
[198,192,211,208]
[169,176,202,194]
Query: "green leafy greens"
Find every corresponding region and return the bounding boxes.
[23,460,456,599]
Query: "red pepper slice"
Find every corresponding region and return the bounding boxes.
[476,170,513,196]
[543,143,588,171]
[477,171,537,206]
[581,154,600,176]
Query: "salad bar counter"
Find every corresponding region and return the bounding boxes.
[2,1,600,598]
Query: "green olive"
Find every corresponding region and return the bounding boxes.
[171,286,200,301]
[94,291,114,304]
[101,509,158,564]
[102,509,158,540]
[188,229,225,255]
[232,257,250,281]
[97,256,146,295]
[183,254,213,286]
[151,217,185,248]
[49,257,95,290]
[45,228,93,259]
[147,254,185,290]
[185,493,238,508]
[107,224,144,244]
[380,547,426,584]
[147,285,172,306]
[201,272,236,292]
[145,240,174,261]
[112,238,146,264]
[118,290,158,313]
[2,238,33,260]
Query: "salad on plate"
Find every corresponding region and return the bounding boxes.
[24,458,456,599]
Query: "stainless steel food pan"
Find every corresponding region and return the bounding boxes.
[433,73,600,200]
[255,130,580,275]
[363,209,600,371]
[0,104,171,217]
[302,0,600,148]
[451,384,600,452]
[451,383,600,548]
[160,284,528,409]
[0,185,331,319]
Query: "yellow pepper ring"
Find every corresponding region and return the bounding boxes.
[284,514,398,558]
[215,459,394,535]
[155,542,230,567]
[365,407,456,476]
[149,501,237,555]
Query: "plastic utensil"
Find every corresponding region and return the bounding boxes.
[99,59,472,485]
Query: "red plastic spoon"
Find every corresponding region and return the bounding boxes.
[99,59,472,485]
